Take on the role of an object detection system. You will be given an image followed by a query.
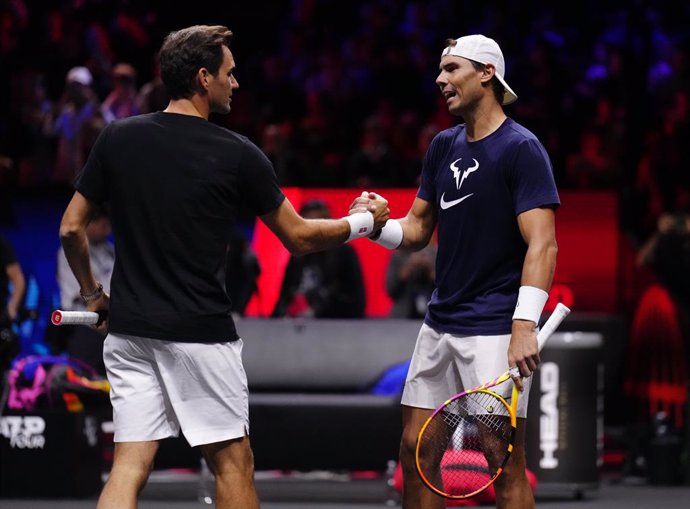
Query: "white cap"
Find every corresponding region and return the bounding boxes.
[66,66,93,86]
[441,34,517,105]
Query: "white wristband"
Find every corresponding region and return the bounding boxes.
[512,286,549,324]
[369,220,403,249]
[343,212,374,242]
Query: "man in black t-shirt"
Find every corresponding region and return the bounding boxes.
[59,25,389,509]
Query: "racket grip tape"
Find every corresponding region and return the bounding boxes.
[51,310,106,326]
[536,302,571,350]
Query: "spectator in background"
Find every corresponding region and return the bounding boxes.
[225,227,260,317]
[259,123,303,186]
[54,206,114,374]
[137,54,169,113]
[0,234,26,326]
[272,199,366,318]
[637,211,690,317]
[49,66,106,183]
[0,234,24,378]
[565,127,621,189]
[635,210,690,397]
[386,242,436,319]
[345,115,397,187]
[101,63,141,122]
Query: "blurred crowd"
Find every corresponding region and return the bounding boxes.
[0,0,689,247]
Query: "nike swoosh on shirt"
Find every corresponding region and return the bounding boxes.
[439,192,473,210]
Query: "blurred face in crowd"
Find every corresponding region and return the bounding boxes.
[66,81,91,106]
[436,55,486,116]
[86,217,111,243]
[206,45,239,115]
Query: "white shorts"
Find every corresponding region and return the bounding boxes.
[103,333,249,447]
[400,323,532,418]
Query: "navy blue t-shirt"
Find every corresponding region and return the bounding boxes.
[418,118,560,335]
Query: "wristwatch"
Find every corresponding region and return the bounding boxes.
[80,282,104,303]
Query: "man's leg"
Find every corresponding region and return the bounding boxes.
[492,418,534,509]
[400,405,446,509]
[97,441,159,509]
[200,435,260,509]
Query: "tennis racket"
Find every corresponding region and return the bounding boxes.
[51,310,106,326]
[415,302,571,500]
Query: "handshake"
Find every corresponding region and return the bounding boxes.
[344,191,403,249]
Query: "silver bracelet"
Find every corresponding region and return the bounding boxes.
[80,282,104,303]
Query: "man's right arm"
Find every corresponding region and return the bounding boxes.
[352,195,437,251]
[260,196,389,256]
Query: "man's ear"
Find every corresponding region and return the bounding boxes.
[197,68,210,89]
[481,64,496,84]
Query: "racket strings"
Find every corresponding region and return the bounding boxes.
[418,391,514,497]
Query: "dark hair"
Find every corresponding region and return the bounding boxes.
[444,38,505,105]
[159,25,233,100]
[299,199,331,217]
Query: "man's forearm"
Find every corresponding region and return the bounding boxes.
[520,239,558,292]
[60,230,99,294]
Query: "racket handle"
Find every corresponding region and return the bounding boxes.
[536,302,571,351]
[51,310,103,326]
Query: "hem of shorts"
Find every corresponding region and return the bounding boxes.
[114,428,179,443]
[185,424,249,448]
[400,390,438,411]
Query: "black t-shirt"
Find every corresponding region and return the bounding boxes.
[76,112,285,342]
[0,235,18,317]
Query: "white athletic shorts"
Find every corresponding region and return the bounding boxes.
[401,323,533,418]
[103,333,249,447]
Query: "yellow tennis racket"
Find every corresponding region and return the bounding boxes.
[415,303,571,499]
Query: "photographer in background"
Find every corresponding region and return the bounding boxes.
[637,211,690,360]
[0,234,26,374]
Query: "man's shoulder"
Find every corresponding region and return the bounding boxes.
[108,113,253,147]
[427,124,464,155]
[502,118,540,143]
[436,124,464,141]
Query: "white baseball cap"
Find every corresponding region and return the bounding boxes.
[441,34,517,105]
[66,66,93,86]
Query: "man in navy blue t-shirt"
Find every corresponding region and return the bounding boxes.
[353,34,559,508]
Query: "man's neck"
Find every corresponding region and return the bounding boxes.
[462,99,507,142]
[163,98,209,119]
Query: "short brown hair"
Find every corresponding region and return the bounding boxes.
[159,25,233,100]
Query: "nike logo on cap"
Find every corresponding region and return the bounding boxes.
[439,192,473,210]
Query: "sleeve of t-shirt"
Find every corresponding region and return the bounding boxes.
[510,138,560,215]
[417,134,442,203]
[74,123,113,204]
[238,140,286,216]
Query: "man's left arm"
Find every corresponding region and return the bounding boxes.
[509,207,558,383]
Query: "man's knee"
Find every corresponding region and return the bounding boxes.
[203,436,256,478]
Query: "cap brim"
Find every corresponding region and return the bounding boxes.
[496,74,517,105]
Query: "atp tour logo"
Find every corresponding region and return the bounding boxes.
[539,362,559,469]
[0,415,46,449]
